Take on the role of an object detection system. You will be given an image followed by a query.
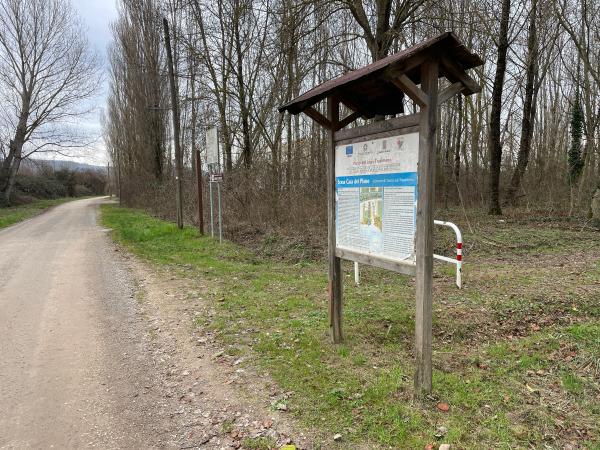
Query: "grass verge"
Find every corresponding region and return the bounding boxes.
[0,198,77,229]
[101,204,600,449]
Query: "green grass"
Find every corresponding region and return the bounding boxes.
[0,198,77,229]
[101,204,600,449]
[241,437,277,449]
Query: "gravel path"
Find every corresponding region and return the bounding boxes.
[0,198,312,449]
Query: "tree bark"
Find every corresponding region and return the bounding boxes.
[163,17,184,229]
[506,0,538,205]
[454,95,463,200]
[488,0,511,215]
[2,95,31,204]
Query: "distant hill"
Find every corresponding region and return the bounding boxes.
[21,159,107,173]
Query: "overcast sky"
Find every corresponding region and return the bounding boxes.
[71,0,119,165]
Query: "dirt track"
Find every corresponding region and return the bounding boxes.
[0,198,175,448]
[0,198,311,449]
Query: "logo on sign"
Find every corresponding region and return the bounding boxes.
[345,145,353,156]
[396,137,405,151]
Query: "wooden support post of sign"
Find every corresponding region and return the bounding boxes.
[414,60,439,396]
[327,96,343,343]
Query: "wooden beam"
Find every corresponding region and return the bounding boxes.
[335,248,416,277]
[440,57,481,95]
[304,106,332,129]
[340,97,363,114]
[334,113,420,142]
[336,126,420,147]
[414,59,439,398]
[382,52,429,80]
[391,75,428,107]
[335,110,362,131]
[327,96,343,343]
[438,82,464,105]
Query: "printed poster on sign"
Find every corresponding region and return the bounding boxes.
[335,132,418,262]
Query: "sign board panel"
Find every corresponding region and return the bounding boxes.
[206,127,219,165]
[210,172,223,182]
[335,132,418,263]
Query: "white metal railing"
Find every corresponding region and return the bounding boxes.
[353,220,463,288]
[433,220,462,288]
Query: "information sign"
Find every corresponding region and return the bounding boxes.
[206,127,219,165]
[335,132,419,263]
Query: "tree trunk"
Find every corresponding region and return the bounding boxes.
[443,104,454,210]
[2,94,30,205]
[2,138,24,205]
[454,95,463,201]
[0,148,15,190]
[488,0,511,215]
[506,0,537,205]
[233,2,252,170]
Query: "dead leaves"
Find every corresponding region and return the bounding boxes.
[436,402,450,412]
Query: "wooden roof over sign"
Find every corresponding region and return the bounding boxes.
[279,32,484,120]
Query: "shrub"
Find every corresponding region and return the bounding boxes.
[15,174,68,199]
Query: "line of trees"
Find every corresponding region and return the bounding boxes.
[104,0,600,236]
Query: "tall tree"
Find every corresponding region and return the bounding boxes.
[488,0,511,215]
[105,0,168,199]
[340,0,426,61]
[506,0,538,204]
[568,91,584,214]
[0,0,101,205]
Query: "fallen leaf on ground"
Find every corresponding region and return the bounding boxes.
[436,402,450,412]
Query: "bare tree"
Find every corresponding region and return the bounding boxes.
[338,0,427,61]
[0,0,101,204]
[488,0,511,215]
[506,0,539,204]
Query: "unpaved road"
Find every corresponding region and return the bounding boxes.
[0,198,172,448]
[0,198,313,450]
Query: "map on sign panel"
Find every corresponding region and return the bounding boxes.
[335,132,418,263]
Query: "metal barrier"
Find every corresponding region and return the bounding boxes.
[433,220,462,288]
[353,220,463,288]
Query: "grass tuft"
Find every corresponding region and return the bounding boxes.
[0,197,76,229]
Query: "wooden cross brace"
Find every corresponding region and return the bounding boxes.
[388,57,480,108]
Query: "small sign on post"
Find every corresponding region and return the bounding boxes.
[206,127,219,166]
[206,127,223,244]
[210,173,224,183]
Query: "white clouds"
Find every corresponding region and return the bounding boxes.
[70,0,118,165]
[73,0,118,57]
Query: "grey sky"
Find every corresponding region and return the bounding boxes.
[72,0,118,165]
